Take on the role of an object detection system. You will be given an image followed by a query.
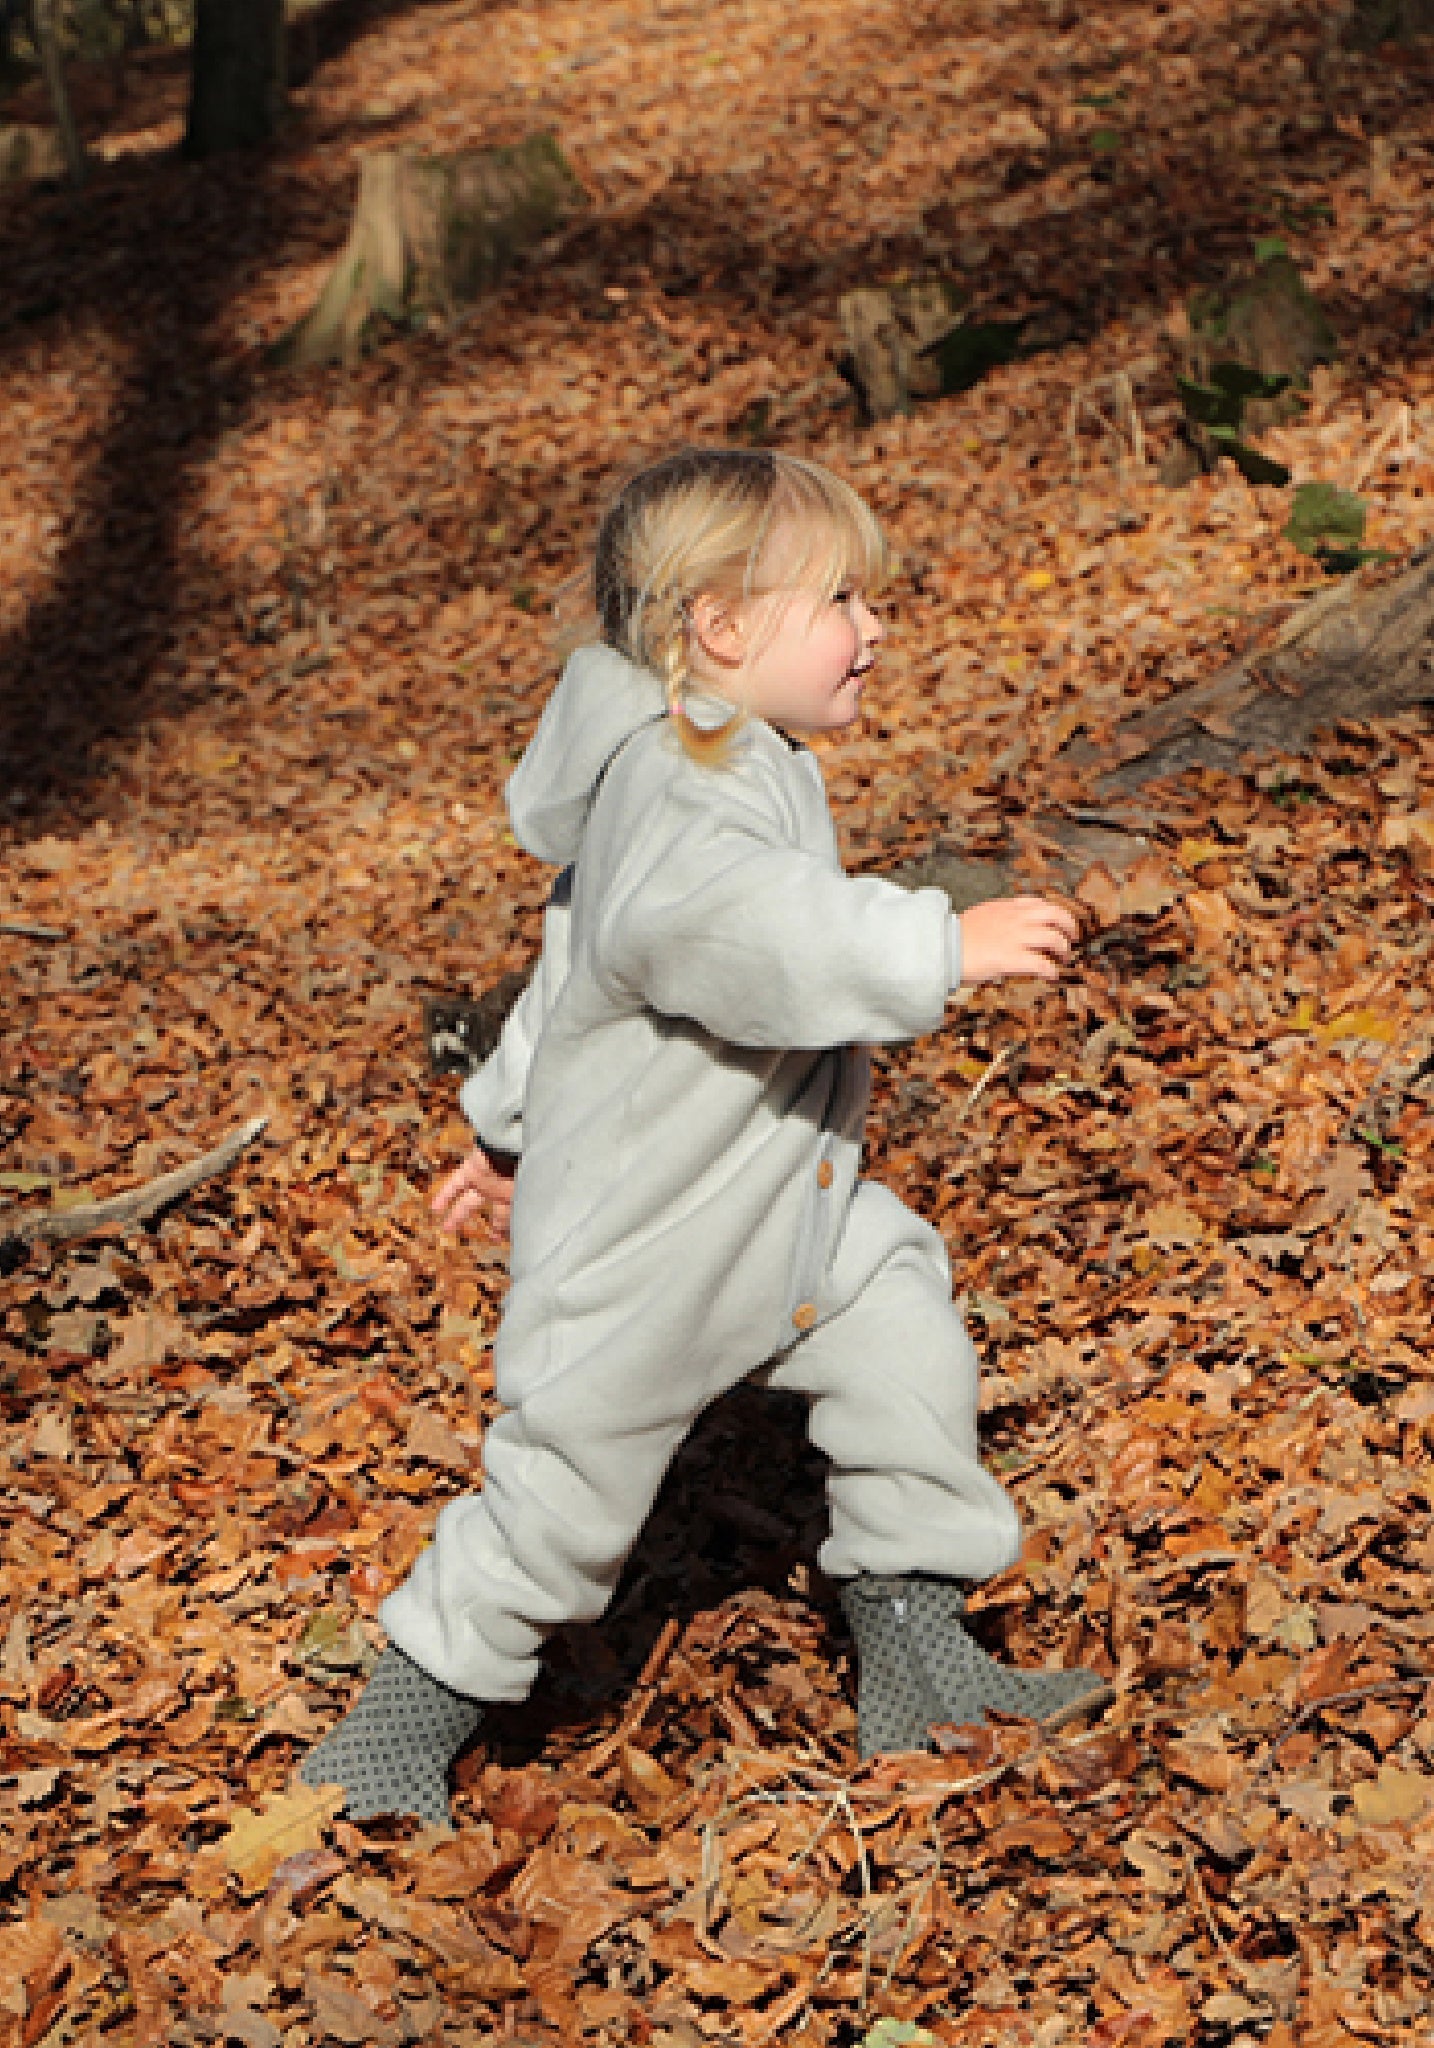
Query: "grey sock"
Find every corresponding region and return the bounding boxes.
[841,1574,1112,1758]
[298,1644,485,1827]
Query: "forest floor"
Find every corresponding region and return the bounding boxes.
[4,0,1434,2043]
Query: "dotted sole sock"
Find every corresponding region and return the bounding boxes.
[841,1574,1113,1759]
[299,1644,485,1828]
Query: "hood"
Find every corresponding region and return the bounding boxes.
[506,644,665,866]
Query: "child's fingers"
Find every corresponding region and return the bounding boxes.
[432,1157,482,1216]
[1016,899,1078,943]
[438,1190,505,1239]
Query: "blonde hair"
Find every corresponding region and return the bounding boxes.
[584,448,888,764]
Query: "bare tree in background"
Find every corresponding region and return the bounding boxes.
[31,0,87,182]
[183,0,284,157]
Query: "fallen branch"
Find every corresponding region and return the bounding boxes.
[0,921,67,941]
[1,1115,269,1246]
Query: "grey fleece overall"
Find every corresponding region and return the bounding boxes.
[378,646,1022,1703]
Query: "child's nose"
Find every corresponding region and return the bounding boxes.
[858,598,883,642]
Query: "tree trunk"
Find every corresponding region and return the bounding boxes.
[31,0,86,186]
[1064,545,1434,799]
[275,136,584,369]
[1345,0,1434,45]
[183,0,285,158]
[0,122,67,184]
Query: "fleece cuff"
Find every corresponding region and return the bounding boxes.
[946,917,964,993]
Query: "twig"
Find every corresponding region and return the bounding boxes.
[877,1837,942,1998]
[1182,1841,1251,1983]
[1264,1673,1434,1770]
[784,1791,847,1872]
[1,1115,268,1245]
[1350,401,1412,493]
[0,921,67,942]
[949,1044,1017,1130]
[840,1787,875,2011]
[582,1616,680,1770]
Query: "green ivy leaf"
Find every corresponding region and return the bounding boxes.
[1220,437,1292,488]
[1209,361,1292,403]
[1254,235,1290,262]
[1090,127,1122,153]
[1315,544,1393,576]
[1285,480,1367,555]
[1176,376,1244,430]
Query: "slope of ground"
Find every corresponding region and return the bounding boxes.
[2,1,1434,2043]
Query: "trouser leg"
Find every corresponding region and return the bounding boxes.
[762,1181,1021,1584]
[308,1325,711,1821]
[765,1182,1109,1755]
[381,1347,705,1701]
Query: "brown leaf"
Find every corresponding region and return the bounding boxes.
[266,1848,345,1905]
[480,1769,561,1843]
[107,1310,190,1374]
[1185,886,1239,949]
[1351,1763,1431,1828]
[303,1968,402,2047]
[618,1743,682,1817]
[219,2011,283,2048]
[404,1407,473,1471]
[1075,861,1123,927]
[0,1916,62,1998]
[222,1784,345,1895]
[1163,1737,1233,1792]
[1122,1830,1182,1894]
[680,1956,782,2002]
[985,1814,1075,1859]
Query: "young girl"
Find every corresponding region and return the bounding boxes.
[301,448,1110,1828]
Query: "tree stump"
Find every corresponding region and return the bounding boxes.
[838,279,1029,424]
[1184,254,1336,406]
[838,280,963,421]
[0,124,67,186]
[276,135,584,369]
[1160,252,1337,485]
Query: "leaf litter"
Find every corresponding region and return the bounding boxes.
[2,0,1434,2043]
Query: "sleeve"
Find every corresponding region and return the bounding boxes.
[600,797,955,1051]
[458,867,573,1155]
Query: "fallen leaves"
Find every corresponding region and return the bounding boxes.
[222,1783,347,1894]
[1,0,1434,2040]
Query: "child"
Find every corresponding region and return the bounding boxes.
[301,448,1110,1828]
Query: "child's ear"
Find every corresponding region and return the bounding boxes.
[687,592,746,666]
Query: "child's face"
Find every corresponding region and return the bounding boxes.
[693,577,884,735]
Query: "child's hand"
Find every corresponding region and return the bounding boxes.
[959,896,1078,985]
[432,1146,516,1241]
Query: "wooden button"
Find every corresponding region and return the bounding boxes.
[792,1302,817,1332]
[817,1160,835,1189]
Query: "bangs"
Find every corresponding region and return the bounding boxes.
[748,456,891,601]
